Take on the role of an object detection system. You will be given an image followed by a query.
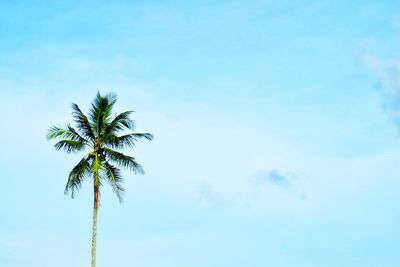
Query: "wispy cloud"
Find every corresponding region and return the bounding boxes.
[197,168,304,210]
[365,56,400,132]
[199,184,231,208]
[363,55,400,132]
[251,168,309,202]
[254,169,292,189]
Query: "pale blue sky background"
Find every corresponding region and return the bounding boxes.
[1,1,400,266]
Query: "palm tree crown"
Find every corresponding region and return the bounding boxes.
[48,92,153,202]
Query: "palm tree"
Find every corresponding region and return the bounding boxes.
[47,92,153,267]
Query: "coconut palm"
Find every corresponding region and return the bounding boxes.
[47,92,153,267]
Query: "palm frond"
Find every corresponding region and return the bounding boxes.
[89,92,117,136]
[105,111,135,134]
[65,156,91,198]
[54,139,87,153]
[103,148,144,174]
[105,133,154,149]
[47,124,88,143]
[71,103,95,140]
[103,162,124,202]
[48,91,153,204]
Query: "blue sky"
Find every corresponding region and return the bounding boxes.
[1,1,400,266]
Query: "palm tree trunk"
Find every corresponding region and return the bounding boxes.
[91,185,99,267]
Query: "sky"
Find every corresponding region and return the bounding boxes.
[1,1,400,266]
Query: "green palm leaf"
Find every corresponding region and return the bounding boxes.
[104,148,144,174]
[105,111,135,134]
[105,132,154,149]
[54,140,86,153]
[71,103,95,140]
[65,156,91,198]
[47,124,88,143]
[103,162,124,202]
[89,92,117,136]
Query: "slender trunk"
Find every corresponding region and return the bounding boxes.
[91,184,99,267]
